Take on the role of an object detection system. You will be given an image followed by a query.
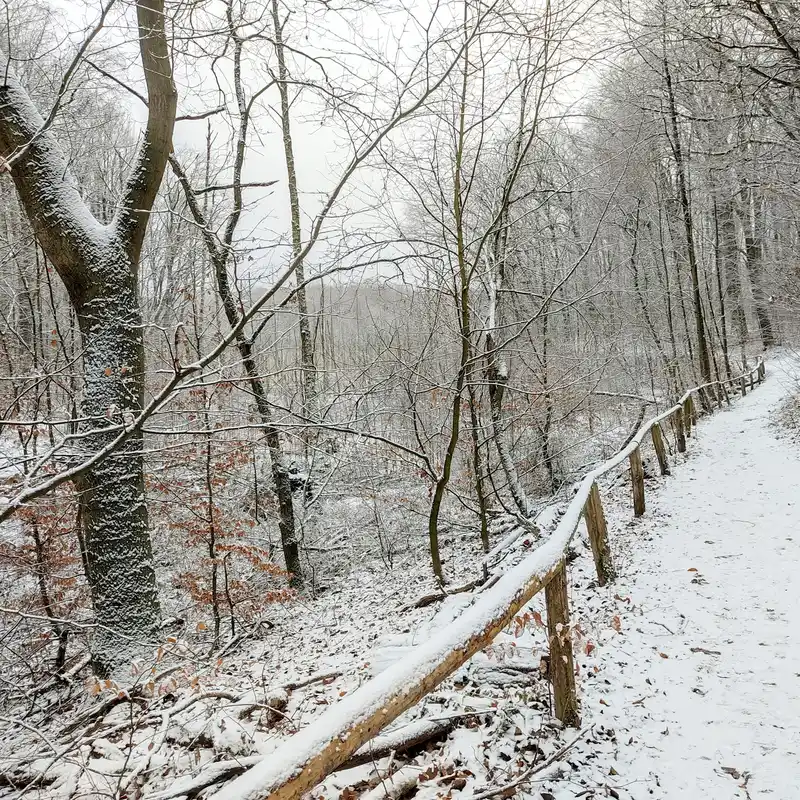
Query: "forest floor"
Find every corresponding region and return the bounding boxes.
[2,356,800,800]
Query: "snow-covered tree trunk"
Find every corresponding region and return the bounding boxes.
[742,185,776,349]
[74,249,160,674]
[0,0,177,676]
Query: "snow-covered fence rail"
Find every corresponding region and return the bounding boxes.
[213,360,766,800]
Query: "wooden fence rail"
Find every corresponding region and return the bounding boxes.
[213,360,766,800]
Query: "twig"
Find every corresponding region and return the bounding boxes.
[285,670,342,691]
[471,726,591,800]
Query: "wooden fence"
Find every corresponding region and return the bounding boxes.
[216,360,766,800]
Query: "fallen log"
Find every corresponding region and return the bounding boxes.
[210,515,579,800]
[340,718,454,769]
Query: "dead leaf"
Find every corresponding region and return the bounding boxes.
[721,766,741,779]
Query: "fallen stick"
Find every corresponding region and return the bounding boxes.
[471,726,591,800]
[403,579,485,611]
[285,669,343,691]
[690,647,721,656]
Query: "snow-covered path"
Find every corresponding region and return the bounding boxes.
[585,360,800,798]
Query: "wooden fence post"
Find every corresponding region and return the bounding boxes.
[651,423,670,475]
[584,482,615,585]
[749,370,755,390]
[629,445,645,516]
[674,407,686,453]
[740,376,747,396]
[722,382,731,406]
[683,397,693,437]
[545,562,580,727]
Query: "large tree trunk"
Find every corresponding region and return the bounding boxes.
[0,0,177,676]
[74,256,160,674]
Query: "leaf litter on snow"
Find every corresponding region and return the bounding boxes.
[6,358,800,799]
[0,476,637,798]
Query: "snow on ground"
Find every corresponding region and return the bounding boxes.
[568,357,800,799]
[211,357,800,800]
[3,358,798,800]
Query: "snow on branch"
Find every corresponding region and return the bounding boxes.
[0,53,106,295]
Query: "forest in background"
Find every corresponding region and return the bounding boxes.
[0,0,798,698]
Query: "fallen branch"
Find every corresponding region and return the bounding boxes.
[149,756,264,800]
[340,719,454,769]
[403,578,485,611]
[285,670,342,691]
[361,766,420,800]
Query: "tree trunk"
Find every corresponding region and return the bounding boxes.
[0,0,177,675]
[73,262,160,674]
[742,187,775,349]
[167,5,304,588]
[466,377,490,555]
[270,0,317,431]
[663,49,712,383]
[712,196,732,379]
